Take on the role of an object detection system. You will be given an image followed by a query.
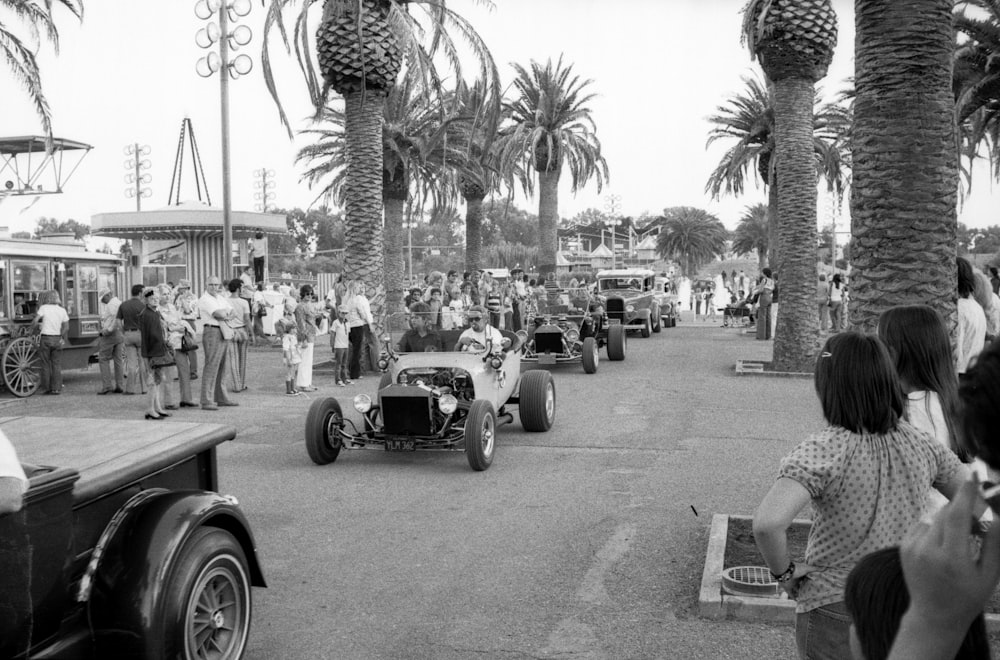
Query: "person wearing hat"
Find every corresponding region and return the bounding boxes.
[329,303,351,386]
[97,286,124,394]
[174,279,200,381]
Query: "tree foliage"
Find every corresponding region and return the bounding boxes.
[33,217,89,240]
[653,207,728,277]
[731,203,769,269]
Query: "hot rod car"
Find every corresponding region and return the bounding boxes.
[521,289,627,373]
[305,313,556,471]
[595,268,663,337]
[653,276,679,328]
[1,416,265,660]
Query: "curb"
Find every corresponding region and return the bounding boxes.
[734,360,811,379]
[699,513,1000,631]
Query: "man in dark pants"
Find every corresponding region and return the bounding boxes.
[197,276,239,410]
[117,284,148,395]
[97,287,125,394]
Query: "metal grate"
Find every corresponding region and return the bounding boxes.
[721,566,781,598]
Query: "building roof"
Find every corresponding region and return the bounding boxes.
[636,235,658,250]
[589,244,613,257]
[91,201,287,239]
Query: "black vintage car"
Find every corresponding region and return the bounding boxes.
[521,290,627,373]
[1,416,265,659]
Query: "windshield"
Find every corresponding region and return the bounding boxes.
[598,278,643,292]
[524,287,594,318]
[385,311,506,353]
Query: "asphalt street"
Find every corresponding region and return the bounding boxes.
[5,320,823,659]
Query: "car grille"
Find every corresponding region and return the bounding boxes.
[606,297,626,322]
[380,386,433,435]
[533,328,564,353]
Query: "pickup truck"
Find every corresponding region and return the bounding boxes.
[0,416,265,659]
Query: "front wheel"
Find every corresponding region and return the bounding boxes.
[640,316,651,338]
[465,399,496,471]
[581,336,598,374]
[652,307,662,333]
[518,369,555,432]
[607,324,626,361]
[305,397,343,465]
[160,527,252,660]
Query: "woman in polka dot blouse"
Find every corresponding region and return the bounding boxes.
[752,331,977,660]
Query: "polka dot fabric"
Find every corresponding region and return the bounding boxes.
[778,421,962,613]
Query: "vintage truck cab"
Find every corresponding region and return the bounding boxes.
[594,268,662,337]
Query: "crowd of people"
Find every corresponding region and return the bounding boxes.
[752,258,1000,660]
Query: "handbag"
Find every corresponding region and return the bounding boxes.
[149,348,176,369]
[180,332,199,352]
[220,322,235,340]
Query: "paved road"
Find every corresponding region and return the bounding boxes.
[6,322,822,659]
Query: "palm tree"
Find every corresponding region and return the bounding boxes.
[2,0,83,145]
[742,0,838,373]
[705,73,850,277]
[295,76,460,312]
[849,0,958,332]
[954,0,1000,184]
[653,207,728,278]
[732,203,770,270]
[496,56,609,279]
[262,0,499,326]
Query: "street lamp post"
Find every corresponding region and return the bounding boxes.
[604,194,622,270]
[123,143,151,211]
[195,0,253,277]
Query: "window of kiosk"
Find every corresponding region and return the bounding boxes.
[12,261,48,317]
[142,239,187,288]
[95,267,118,310]
[76,264,103,316]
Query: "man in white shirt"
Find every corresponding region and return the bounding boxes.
[97,287,125,394]
[0,429,27,514]
[198,276,238,410]
[455,305,503,352]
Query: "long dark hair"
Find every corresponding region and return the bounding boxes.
[846,547,991,660]
[959,340,1000,468]
[958,256,977,298]
[815,332,904,434]
[878,305,964,458]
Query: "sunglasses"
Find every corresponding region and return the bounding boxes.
[468,315,483,321]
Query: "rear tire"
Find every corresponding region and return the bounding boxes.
[607,324,626,361]
[160,527,252,660]
[518,369,555,432]
[465,399,496,471]
[305,397,343,465]
[652,307,662,333]
[582,337,598,374]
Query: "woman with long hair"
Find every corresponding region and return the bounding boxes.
[293,283,319,392]
[753,332,974,660]
[828,273,845,332]
[154,283,186,410]
[31,289,69,394]
[957,257,987,375]
[343,279,372,380]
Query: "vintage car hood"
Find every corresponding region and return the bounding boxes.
[386,350,520,403]
[600,289,651,302]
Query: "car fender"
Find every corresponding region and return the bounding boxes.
[86,490,265,651]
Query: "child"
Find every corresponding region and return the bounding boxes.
[753,332,972,659]
[279,319,302,396]
[330,305,351,386]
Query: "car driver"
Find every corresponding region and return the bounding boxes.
[455,304,503,352]
[398,301,444,352]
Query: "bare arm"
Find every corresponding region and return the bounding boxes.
[935,462,987,518]
[753,477,814,595]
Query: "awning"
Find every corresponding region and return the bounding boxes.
[91,201,287,240]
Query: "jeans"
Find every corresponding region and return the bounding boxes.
[200,326,233,406]
[123,330,147,394]
[253,256,265,283]
[38,335,63,392]
[829,301,843,331]
[348,325,364,379]
[818,302,830,331]
[98,333,125,391]
[795,601,852,660]
[333,347,348,382]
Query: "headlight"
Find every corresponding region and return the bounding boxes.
[489,355,504,370]
[377,357,389,370]
[626,304,635,313]
[566,328,580,343]
[438,394,458,415]
[353,394,372,413]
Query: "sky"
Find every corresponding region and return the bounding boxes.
[1,0,999,244]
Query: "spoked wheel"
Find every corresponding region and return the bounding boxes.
[3,337,40,397]
[305,397,344,465]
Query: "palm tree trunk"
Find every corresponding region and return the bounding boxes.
[767,174,778,270]
[343,90,387,333]
[850,0,957,331]
[771,76,819,372]
[464,192,485,272]
[383,186,406,315]
[537,169,560,278]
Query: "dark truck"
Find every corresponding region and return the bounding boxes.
[0,416,265,659]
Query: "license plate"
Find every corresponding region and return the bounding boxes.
[385,439,416,452]
[608,319,621,324]
[538,354,557,365]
